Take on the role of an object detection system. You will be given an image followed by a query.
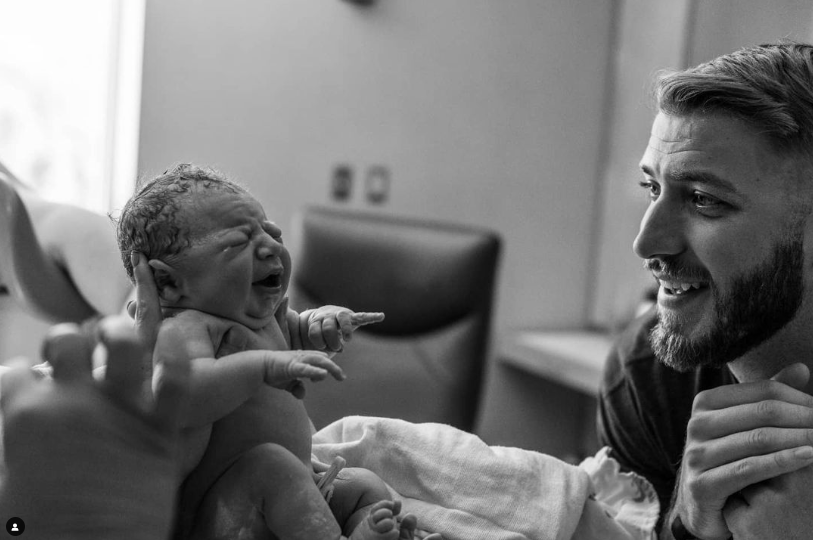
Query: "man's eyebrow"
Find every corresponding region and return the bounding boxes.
[640,164,738,194]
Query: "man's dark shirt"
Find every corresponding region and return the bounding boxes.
[597,307,736,526]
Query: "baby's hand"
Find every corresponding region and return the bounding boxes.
[302,306,385,352]
[262,350,345,399]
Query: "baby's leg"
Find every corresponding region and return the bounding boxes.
[327,467,391,534]
[328,467,432,540]
[189,443,340,540]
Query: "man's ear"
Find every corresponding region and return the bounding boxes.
[147,259,182,304]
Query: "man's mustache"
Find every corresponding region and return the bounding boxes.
[643,258,711,283]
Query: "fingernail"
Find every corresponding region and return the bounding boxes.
[130,251,141,266]
[795,446,813,459]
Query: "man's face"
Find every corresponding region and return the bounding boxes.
[170,188,292,330]
[635,112,810,371]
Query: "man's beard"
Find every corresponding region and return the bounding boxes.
[649,234,805,372]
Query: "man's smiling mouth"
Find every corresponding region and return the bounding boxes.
[658,279,706,296]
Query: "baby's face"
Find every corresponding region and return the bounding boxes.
[171,188,292,330]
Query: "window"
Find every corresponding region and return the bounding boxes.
[0,0,144,213]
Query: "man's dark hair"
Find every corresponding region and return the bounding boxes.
[656,41,813,161]
[115,163,245,282]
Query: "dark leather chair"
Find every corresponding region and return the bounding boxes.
[0,167,97,323]
[289,207,501,432]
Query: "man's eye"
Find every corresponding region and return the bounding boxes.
[692,191,722,208]
[638,180,660,199]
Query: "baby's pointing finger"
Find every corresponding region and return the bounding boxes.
[350,312,385,327]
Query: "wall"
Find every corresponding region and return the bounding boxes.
[137,0,616,335]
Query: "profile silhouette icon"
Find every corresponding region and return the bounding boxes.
[6,516,24,536]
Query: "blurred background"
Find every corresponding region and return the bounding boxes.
[2,0,812,460]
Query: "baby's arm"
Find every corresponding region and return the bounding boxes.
[286,305,385,353]
[153,313,344,428]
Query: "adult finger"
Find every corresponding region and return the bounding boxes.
[152,342,190,435]
[693,379,813,412]
[131,251,162,352]
[41,323,94,383]
[696,446,813,498]
[99,316,150,408]
[689,399,813,440]
[688,426,813,470]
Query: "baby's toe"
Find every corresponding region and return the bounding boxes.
[397,513,417,539]
[369,502,397,532]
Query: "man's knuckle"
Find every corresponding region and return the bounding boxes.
[734,459,753,477]
[747,427,769,449]
[762,380,785,400]
[686,413,709,439]
[755,399,779,422]
[772,451,789,468]
[683,444,706,469]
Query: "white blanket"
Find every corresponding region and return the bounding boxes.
[313,416,658,540]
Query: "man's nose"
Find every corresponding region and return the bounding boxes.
[633,199,685,260]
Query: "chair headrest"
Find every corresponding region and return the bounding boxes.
[292,208,501,336]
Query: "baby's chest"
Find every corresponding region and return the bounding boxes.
[213,321,290,356]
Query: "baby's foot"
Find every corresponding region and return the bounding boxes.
[348,500,401,540]
[398,514,443,540]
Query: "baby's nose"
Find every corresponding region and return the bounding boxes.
[256,234,282,259]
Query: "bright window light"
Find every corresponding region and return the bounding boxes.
[0,0,144,214]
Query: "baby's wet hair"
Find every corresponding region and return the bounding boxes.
[114,163,246,282]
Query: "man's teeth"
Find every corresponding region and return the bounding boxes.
[660,281,702,294]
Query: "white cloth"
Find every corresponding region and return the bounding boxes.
[313,416,658,540]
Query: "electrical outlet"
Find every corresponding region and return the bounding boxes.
[365,165,390,204]
[331,164,353,201]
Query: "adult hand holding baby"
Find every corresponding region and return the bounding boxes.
[127,250,163,353]
[0,316,189,540]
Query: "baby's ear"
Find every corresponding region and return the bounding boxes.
[148,259,181,304]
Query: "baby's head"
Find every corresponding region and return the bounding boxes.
[116,163,291,328]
